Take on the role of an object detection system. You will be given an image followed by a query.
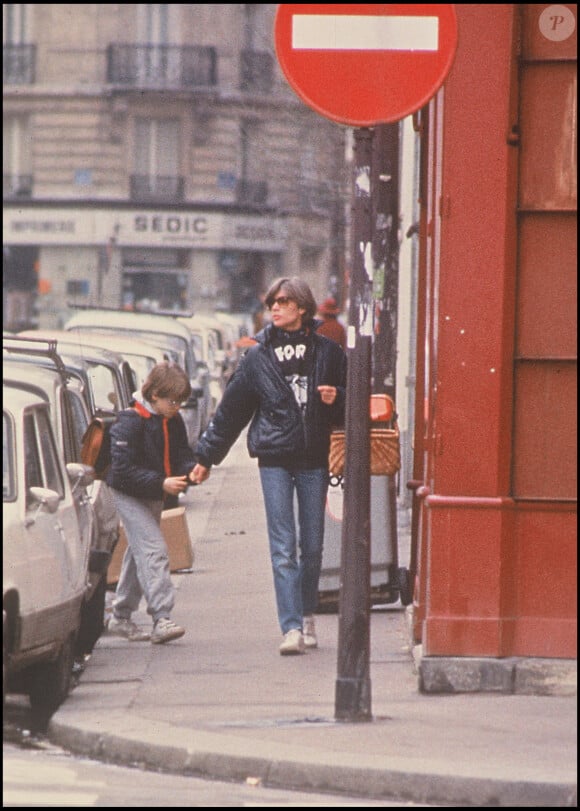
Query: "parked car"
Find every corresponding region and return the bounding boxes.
[18,329,169,394]
[65,309,208,443]
[3,384,91,719]
[178,315,227,420]
[3,337,120,659]
[212,311,254,379]
[187,313,231,381]
[18,329,141,401]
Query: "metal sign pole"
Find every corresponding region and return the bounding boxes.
[335,126,374,721]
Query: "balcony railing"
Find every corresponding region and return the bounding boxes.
[3,44,36,84]
[3,174,33,198]
[236,180,268,208]
[107,44,217,89]
[130,175,185,203]
[240,50,274,93]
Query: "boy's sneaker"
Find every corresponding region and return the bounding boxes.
[151,618,185,644]
[279,628,305,656]
[303,615,318,649]
[106,616,150,642]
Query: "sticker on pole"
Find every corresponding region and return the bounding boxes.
[275,4,458,126]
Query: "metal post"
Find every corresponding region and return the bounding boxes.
[335,127,374,722]
[371,124,401,588]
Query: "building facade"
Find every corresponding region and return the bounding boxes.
[3,4,349,329]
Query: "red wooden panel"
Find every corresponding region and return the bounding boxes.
[519,64,577,211]
[517,212,577,357]
[512,362,577,498]
[522,4,577,62]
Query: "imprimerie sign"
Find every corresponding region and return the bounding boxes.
[4,207,287,251]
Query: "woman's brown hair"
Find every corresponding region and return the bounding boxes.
[264,277,318,322]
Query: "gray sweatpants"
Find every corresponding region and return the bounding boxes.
[110,489,174,624]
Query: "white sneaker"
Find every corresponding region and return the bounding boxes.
[106,616,150,642]
[303,615,318,649]
[151,617,185,644]
[279,628,305,656]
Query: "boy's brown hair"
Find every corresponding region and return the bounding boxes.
[141,362,191,403]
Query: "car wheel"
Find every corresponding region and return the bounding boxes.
[28,633,75,723]
[76,575,107,657]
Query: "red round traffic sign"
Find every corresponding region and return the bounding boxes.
[275,4,458,126]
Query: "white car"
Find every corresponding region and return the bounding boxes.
[65,309,207,444]
[3,343,118,661]
[3,385,90,721]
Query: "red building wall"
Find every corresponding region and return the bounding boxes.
[414,4,577,659]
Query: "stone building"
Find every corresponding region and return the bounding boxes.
[3,4,350,328]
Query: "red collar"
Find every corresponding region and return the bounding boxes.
[133,401,152,419]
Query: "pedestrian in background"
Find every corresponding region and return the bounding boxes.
[192,277,347,656]
[106,362,198,644]
[316,296,347,350]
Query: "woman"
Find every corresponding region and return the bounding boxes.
[192,277,347,655]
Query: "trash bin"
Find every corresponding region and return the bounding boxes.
[318,394,404,613]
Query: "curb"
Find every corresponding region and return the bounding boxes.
[48,715,578,808]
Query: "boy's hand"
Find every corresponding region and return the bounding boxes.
[163,475,189,496]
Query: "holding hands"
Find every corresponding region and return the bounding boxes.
[191,463,211,484]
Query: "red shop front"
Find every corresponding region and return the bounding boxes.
[410,5,577,674]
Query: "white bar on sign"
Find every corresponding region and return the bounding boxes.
[291,14,439,52]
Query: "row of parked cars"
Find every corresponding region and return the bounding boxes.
[3,307,253,722]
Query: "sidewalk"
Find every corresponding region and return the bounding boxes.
[49,435,577,807]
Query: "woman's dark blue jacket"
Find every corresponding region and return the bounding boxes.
[194,320,347,469]
[106,402,196,500]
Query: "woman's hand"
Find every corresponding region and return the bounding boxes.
[317,385,337,405]
[191,463,211,484]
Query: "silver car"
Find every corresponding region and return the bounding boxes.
[3,337,120,660]
[3,385,90,720]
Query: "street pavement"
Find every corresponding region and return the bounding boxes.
[49,434,577,807]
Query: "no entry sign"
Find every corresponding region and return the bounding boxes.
[275,4,458,126]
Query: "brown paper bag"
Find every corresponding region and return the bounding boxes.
[107,506,193,585]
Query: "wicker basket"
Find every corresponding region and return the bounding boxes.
[329,424,401,477]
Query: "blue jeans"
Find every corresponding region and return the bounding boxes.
[259,466,329,634]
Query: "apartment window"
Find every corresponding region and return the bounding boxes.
[4,4,28,44]
[132,118,181,200]
[138,4,171,44]
[3,116,32,197]
[237,118,267,206]
[3,4,35,84]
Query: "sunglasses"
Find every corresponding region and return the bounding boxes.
[268,295,294,309]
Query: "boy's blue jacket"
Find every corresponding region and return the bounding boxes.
[106,401,196,499]
[194,320,347,469]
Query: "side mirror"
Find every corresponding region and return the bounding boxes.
[26,487,61,524]
[66,462,96,490]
